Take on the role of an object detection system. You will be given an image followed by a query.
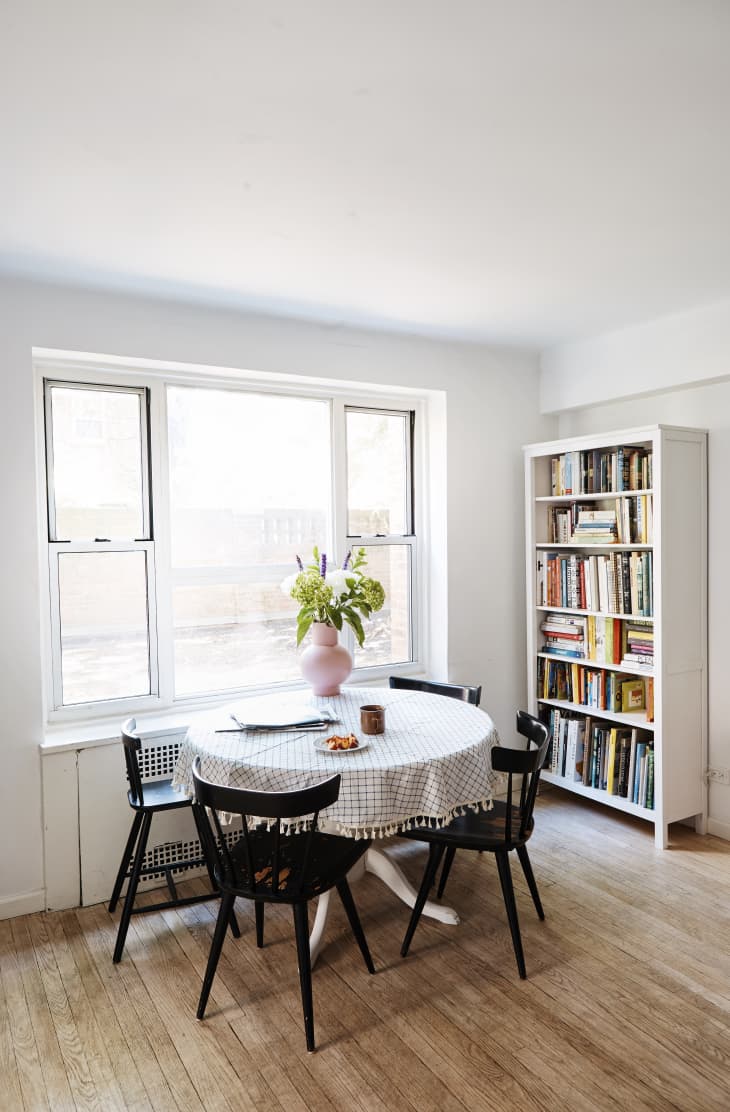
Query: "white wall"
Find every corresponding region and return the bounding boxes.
[0,275,552,916]
[540,297,730,413]
[543,302,730,840]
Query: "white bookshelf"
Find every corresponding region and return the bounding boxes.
[524,425,707,849]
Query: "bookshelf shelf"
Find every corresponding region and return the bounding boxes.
[537,605,654,622]
[540,771,653,817]
[525,424,708,849]
[536,652,653,677]
[535,489,653,503]
[535,543,653,551]
[537,697,655,731]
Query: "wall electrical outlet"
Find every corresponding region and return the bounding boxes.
[706,767,730,785]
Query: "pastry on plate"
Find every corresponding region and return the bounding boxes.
[325,733,359,751]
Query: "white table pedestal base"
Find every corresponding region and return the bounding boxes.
[308,845,460,965]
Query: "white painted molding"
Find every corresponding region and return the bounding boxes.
[0,890,45,920]
[707,817,730,843]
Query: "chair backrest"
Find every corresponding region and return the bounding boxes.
[192,757,341,899]
[489,711,550,844]
[388,676,481,706]
[121,717,145,806]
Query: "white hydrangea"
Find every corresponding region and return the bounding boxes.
[280,571,300,597]
[325,568,357,598]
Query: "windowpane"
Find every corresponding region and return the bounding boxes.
[346,409,410,535]
[49,386,146,539]
[354,545,411,669]
[58,551,151,704]
[167,386,332,696]
[173,582,301,696]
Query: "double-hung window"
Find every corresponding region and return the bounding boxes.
[42,368,420,717]
[345,406,415,670]
[44,381,156,708]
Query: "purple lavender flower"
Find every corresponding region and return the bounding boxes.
[296,554,304,571]
[342,550,351,570]
[320,552,327,578]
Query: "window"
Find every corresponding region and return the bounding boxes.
[167,386,331,696]
[42,371,419,716]
[345,407,414,670]
[45,382,156,708]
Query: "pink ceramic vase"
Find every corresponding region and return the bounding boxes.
[300,622,352,696]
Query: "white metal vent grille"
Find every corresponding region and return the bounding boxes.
[141,821,243,880]
[138,740,182,781]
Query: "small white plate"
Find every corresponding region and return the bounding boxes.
[313,736,370,755]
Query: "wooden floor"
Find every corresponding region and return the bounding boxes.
[2,789,730,1111]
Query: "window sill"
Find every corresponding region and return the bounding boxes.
[39,674,400,755]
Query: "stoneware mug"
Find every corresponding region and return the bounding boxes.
[360,704,385,735]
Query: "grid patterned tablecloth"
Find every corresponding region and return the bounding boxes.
[172,686,501,838]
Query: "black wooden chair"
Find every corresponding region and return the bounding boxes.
[388,675,482,705]
[109,718,239,963]
[400,710,549,978]
[192,757,375,1052]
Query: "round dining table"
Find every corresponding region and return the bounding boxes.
[172,685,501,961]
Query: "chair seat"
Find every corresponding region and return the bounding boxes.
[401,801,534,851]
[218,827,370,901]
[128,778,191,811]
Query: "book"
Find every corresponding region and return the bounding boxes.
[620,678,645,711]
[646,747,655,809]
[616,732,631,796]
[625,729,638,800]
[573,719,587,782]
[606,728,618,794]
[565,718,578,779]
[582,726,594,785]
[633,742,647,803]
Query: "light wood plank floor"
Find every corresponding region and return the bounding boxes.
[2,788,730,1111]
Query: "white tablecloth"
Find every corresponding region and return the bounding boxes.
[172,686,501,838]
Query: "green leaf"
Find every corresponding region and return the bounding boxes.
[345,609,365,647]
[296,613,313,646]
[329,607,343,631]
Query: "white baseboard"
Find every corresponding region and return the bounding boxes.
[707,817,730,842]
[0,889,45,921]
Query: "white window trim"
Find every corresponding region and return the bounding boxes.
[35,350,432,726]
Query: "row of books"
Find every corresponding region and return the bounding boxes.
[622,623,654,667]
[571,509,618,544]
[550,446,653,496]
[537,657,654,718]
[536,551,653,616]
[541,614,654,668]
[541,709,655,807]
[548,497,653,545]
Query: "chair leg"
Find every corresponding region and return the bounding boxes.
[255,901,265,948]
[516,845,545,920]
[293,902,315,1052]
[436,845,457,900]
[197,891,235,1020]
[401,843,445,958]
[108,811,143,914]
[228,902,242,940]
[495,850,527,979]
[336,879,375,973]
[113,811,152,963]
[191,803,240,939]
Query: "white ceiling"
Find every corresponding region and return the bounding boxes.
[2,0,730,347]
